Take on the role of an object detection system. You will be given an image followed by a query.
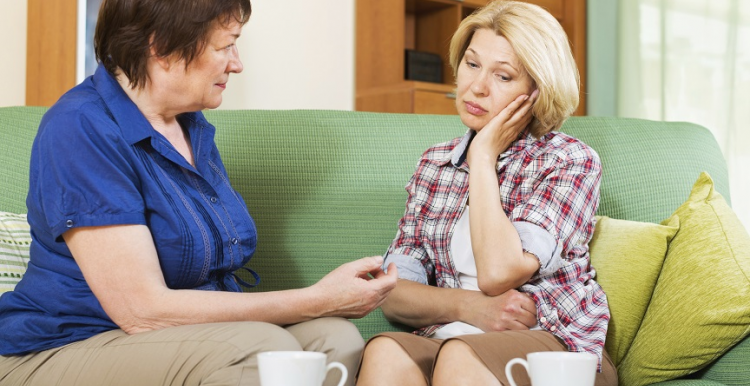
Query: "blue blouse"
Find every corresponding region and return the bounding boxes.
[0,64,258,355]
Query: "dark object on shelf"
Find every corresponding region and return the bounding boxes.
[405,49,443,83]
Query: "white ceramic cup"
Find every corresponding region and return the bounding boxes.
[505,351,597,386]
[257,351,348,386]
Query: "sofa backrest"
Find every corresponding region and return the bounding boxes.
[0,107,46,214]
[0,107,730,296]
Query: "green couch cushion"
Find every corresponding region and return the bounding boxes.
[558,117,731,224]
[589,215,678,367]
[619,173,750,386]
[0,212,31,293]
[0,107,46,214]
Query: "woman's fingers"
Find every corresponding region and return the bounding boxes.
[505,89,538,126]
[503,93,531,120]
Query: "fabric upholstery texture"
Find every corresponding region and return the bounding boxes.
[0,212,31,293]
[589,215,679,367]
[0,107,45,214]
[694,336,750,385]
[618,173,750,386]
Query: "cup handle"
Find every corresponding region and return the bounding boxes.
[505,358,529,386]
[326,361,348,386]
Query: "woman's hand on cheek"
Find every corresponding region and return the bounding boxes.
[468,89,538,166]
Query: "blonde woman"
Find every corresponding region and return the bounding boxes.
[357,1,617,385]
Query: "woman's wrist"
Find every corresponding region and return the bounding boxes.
[294,286,327,320]
[466,150,499,169]
[454,289,480,325]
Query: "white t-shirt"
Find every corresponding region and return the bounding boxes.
[430,205,539,340]
[431,206,484,339]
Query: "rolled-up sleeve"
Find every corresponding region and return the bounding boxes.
[509,142,601,270]
[384,158,436,284]
[383,253,429,284]
[513,221,564,277]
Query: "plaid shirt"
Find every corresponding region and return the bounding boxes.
[384,129,608,363]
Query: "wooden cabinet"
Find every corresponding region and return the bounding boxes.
[355,0,587,116]
[26,0,78,107]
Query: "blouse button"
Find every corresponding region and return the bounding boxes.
[210,197,218,203]
[231,238,239,245]
[540,317,547,324]
[550,325,557,332]
[65,220,74,227]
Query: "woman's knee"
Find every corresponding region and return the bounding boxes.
[229,322,303,353]
[286,318,363,386]
[358,336,427,386]
[287,317,364,356]
[361,336,411,367]
[181,321,303,357]
[433,340,500,386]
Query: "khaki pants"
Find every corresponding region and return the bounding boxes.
[0,317,363,386]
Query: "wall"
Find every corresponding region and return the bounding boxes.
[0,0,27,107]
[220,0,355,110]
[0,0,354,111]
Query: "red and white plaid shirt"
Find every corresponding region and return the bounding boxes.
[385,129,608,363]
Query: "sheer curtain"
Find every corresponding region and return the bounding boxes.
[616,0,750,228]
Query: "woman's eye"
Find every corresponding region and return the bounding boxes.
[496,74,511,81]
[466,61,479,69]
[224,44,235,51]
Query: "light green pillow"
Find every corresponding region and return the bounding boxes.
[0,211,31,293]
[619,173,750,386]
[589,215,679,367]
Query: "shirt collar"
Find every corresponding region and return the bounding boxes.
[443,128,537,169]
[91,63,208,146]
[92,64,156,145]
[449,130,475,168]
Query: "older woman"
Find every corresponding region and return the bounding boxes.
[357,1,617,385]
[0,0,396,385]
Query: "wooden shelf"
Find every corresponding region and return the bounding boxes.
[356,0,587,116]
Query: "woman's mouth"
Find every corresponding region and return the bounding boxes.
[216,83,227,90]
[464,101,487,115]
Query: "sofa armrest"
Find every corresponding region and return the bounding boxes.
[691,335,750,385]
[648,336,750,386]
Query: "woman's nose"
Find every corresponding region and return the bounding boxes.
[228,47,243,74]
[470,72,489,96]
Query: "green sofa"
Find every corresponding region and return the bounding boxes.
[0,106,747,385]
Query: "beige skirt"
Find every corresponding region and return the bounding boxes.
[363,330,617,386]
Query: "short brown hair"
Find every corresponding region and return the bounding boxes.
[94,0,252,89]
[449,0,578,136]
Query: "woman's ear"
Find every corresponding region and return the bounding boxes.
[152,53,175,71]
[147,34,174,71]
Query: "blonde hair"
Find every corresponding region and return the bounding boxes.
[449,0,579,136]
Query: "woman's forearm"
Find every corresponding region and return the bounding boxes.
[119,286,326,334]
[65,224,396,334]
[380,279,468,328]
[381,279,538,332]
[468,161,539,296]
